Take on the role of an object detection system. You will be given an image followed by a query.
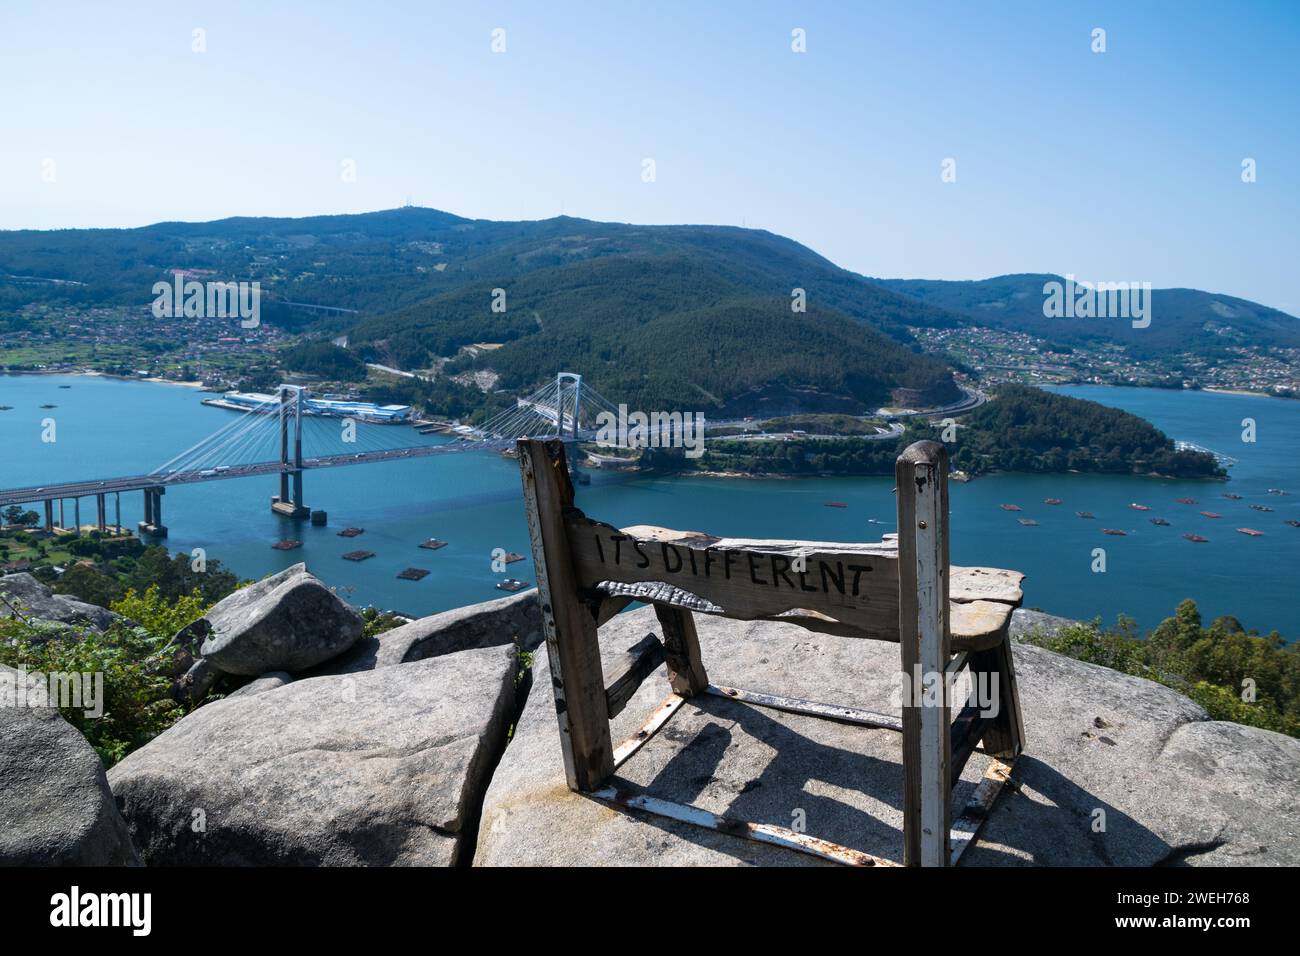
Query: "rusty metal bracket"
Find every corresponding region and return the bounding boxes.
[707,683,903,731]
[592,785,897,867]
[612,693,686,767]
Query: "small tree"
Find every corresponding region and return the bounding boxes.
[111,586,208,642]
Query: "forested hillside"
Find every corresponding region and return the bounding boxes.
[279,341,367,382]
[0,207,963,413]
[354,254,959,413]
[950,385,1225,477]
[682,385,1224,479]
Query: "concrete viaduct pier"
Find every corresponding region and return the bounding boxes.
[137,487,167,538]
[32,490,132,536]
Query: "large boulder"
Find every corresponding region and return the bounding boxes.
[0,665,139,865]
[108,644,520,865]
[0,572,120,634]
[313,590,542,676]
[225,671,293,700]
[476,607,1300,867]
[194,564,363,675]
[1009,608,1079,641]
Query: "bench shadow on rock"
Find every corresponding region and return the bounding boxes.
[586,694,1172,866]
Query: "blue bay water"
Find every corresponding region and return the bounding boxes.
[1,375,1296,638]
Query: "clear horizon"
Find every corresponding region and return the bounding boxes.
[2,1,1297,313]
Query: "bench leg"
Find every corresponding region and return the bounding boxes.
[970,631,1024,760]
[897,441,952,866]
[518,439,614,792]
[654,604,709,697]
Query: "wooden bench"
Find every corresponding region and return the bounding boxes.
[518,438,1024,866]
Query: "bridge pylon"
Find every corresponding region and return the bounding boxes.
[555,372,590,480]
[555,372,582,439]
[271,385,311,518]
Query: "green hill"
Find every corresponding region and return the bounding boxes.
[353,253,959,413]
[0,207,963,413]
[683,384,1224,480]
[949,385,1224,478]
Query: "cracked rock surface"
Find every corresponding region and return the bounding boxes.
[476,607,1300,866]
[109,645,518,865]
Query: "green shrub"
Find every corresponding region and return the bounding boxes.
[1019,600,1299,739]
[360,605,404,638]
[0,619,187,767]
[111,585,208,642]
[0,584,219,767]
[1178,680,1300,737]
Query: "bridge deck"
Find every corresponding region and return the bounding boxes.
[0,436,585,508]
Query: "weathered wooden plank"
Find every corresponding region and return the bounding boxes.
[949,599,1014,647]
[589,582,1008,651]
[654,603,709,696]
[517,439,613,792]
[604,633,666,719]
[592,594,633,627]
[948,703,993,789]
[950,757,1015,865]
[607,525,1020,604]
[619,525,720,547]
[897,440,952,867]
[566,512,901,635]
[950,566,1025,606]
[972,634,1026,759]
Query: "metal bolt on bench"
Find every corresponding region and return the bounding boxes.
[518,438,1025,867]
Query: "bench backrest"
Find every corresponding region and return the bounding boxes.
[519,437,952,646]
[565,512,902,635]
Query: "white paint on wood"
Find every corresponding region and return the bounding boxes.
[950,758,1015,864]
[911,459,950,867]
[518,442,581,787]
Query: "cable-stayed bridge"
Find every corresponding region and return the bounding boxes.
[0,373,633,537]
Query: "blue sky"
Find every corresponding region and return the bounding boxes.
[2,1,1297,312]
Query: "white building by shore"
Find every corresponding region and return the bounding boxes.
[215,391,413,423]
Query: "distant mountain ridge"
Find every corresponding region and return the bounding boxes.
[2,209,1294,412]
[875,273,1300,355]
[0,207,963,413]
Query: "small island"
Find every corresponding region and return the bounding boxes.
[651,386,1225,481]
